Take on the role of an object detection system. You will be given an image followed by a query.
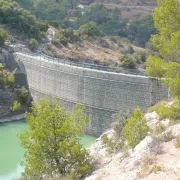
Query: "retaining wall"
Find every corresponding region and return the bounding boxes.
[14,53,168,136]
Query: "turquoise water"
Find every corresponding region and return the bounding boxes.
[0,120,96,180]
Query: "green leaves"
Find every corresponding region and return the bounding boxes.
[122,108,149,147]
[145,55,166,78]
[19,98,92,179]
[146,0,180,100]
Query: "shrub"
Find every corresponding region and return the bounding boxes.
[176,135,180,148]
[136,164,150,178]
[147,139,163,155]
[102,135,123,154]
[16,87,29,104]
[150,164,163,173]
[142,153,156,166]
[119,55,136,69]
[111,110,131,138]
[0,77,6,86]
[78,22,103,37]
[147,100,167,113]
[10,100,21,112]
[29,38,38,51]
[0,63,4,71]
[59,36,68,46]
[6,71,15,87]
[156,99,180,121]
[122,108,149,147]
[0,28,9,46]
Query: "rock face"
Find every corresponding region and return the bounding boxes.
[0,48,30,119]
[86,111,180,180]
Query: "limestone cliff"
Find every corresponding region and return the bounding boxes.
[86,107,180,180]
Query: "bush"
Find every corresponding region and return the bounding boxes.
[78,22,103,37]
[147,100,167,113]
[176,135,180,148]
[119,55,136,69]
[29,38,38,51]
[0,63,4,71]
[0,77,6,86]
[122,108,149,147]
[59,36,68,46]
[0,28,9,46]
[10,100,21,112]
[6,71,15,87]
[16,87,29,104]
[156,99,180,121]
[111,110,131,138]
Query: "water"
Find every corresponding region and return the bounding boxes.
[0,120,96,180]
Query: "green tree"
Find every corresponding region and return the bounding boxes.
[122,108,149,147]
[10,100,21,112]
[78,22,103,37]
[29,38,38,51]
[19,98,93,179]
[146,0,180,99]
[0,28,9,46]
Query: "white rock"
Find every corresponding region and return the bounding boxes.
[133,136,153,159]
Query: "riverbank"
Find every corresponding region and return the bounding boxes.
[0,113,24,123]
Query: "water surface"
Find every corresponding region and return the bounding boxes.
[0,120,96,180]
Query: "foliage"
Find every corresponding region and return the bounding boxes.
[119,55,136,69]
[16,87,29,104]
[156,99,180,121]
[101,135,123,154]
[122,108,149,147]
[78,22,103,37]
[52,28,78,46]
[29,38,38,51]
[0,77,6,86]
[111,110,130,138]
[146,0,180,99]
[0,0,47,39]
[0,28,9,46]
[147,100,167,113]
[6,71,15,87]
[176,135,180,149]
[146,55,166,78]
[0,63,4,70]
[19,98,93,179]
[10,100,21,112]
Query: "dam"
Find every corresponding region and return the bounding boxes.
[13,52,168,136]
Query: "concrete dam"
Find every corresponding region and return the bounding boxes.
[14,52,168,136]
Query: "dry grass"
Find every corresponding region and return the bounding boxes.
[142,153,156,166]
[176,135,180,149]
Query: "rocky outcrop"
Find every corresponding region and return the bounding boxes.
[0,48,30,119]
[86,111,180,180]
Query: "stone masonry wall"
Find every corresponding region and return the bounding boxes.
[14,53,168,136]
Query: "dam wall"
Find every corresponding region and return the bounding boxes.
[14,52,168,136]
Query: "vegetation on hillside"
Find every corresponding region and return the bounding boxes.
[18,99,94,179]
[0,28,10,46]
[0,0,48,39]
[14,0,155,47]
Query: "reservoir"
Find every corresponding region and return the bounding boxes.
[0,120,96,180]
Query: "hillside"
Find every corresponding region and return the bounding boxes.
[86,101,180,180]
[44,27,148,70]
[91,0,156,20]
